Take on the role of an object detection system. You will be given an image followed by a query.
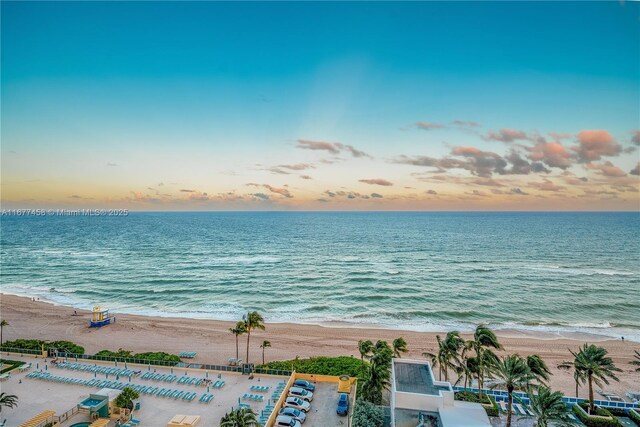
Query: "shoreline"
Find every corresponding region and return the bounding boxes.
[2,289,638,343]
[2,293,639,398]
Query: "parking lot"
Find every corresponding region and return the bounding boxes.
[300,382,353,427]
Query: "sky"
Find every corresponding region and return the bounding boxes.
[1,1,639,211]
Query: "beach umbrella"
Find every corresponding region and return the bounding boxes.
[171,367,173,374]
[207,386,210,393]
[45,365,47,371]
[94,372,97,378]
[206,371,209,378]
[125,362,127,369]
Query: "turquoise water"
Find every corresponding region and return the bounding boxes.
[1,212,639,340]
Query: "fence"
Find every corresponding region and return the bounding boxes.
[1,346,293,377]
[54,405,79,424]
[452,386,639,410]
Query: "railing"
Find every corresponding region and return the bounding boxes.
[452,386,640,410]
[54,405,79,423]
[0,346,43,356]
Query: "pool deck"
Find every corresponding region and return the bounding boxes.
[1,355,288,426]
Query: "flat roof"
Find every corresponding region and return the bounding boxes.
[394,362,441,395]
[438,401,492,427]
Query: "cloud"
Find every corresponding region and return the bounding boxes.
[425,189,438,195]
[484,128,528,143]
[180,189,196,193]
[416,121,445,130]
[106,162,117,167]
[299,175,312,180]
[370,193,383,198]
[510,188,528,195]
[631,163,640,176]
[473,178,505,187]
[252,193,270,200]
[528,180,565,192]
[548,132,572,140]
[317,198,330,202]
[451,120,481,128]
[279,163,314,171]
[632,130,640,146]
[450,146,508,177]
[246,183,293,198]
[187,191,210,201]
[586,161,627,177]
[358,178,393,186]
[526,141,573,169]
[573,130,621,162]
[296,139,371,158]
[68,195,93,200]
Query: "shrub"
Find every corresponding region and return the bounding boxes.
[573,404,623,427]
[114,386,139,410]
[1,339,85,355]
[629,409,640,427]
[95,349,180,363]
[0,359,26,374]
[454,391,499,417]
[352,399,385,427]
[259,356,367,378]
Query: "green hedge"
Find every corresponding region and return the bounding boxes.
[1,339,85,355]
[0,359,25,374]
[96,349,181,363]
[454,391,499,417]
[352,400,385,427]
[259,356,367,378]
[629,409,640,427]
[573,404,623,427]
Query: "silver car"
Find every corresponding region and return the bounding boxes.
[288,386,314,402]
[276,415,302,427]
[284,396,311,412]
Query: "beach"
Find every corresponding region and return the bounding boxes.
[2,293,638,399]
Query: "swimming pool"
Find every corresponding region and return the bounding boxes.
[80,398,102,407]
[69,423,90,427]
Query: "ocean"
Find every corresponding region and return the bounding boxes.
[1,212,639,341]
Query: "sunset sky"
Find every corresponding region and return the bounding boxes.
[1,1,639,211]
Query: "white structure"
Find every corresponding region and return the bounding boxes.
[391,358,491,427]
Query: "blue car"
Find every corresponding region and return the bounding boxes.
[337,393,349,416]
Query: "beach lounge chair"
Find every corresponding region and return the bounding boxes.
[205,394,214,403]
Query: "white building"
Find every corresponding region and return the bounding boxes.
[391,358,492,427]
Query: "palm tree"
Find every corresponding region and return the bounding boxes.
[361,341,393,405]
[220,408,258,427]
[466,325,502,397]
[631,350,640,372]
[558,360,586,398]
[229,321,246,360]
[0,319,8,346]
[489,354,536,427]
[526,354,551,384]
[243,311,265,366]
[0,392,18,413]
[358,339,374,363]
[527,386,573,427]
[423,331,465,381]
[392,337,408,358]
[455,355,478,391]
[260,340,271,365]
[568,344,622,413]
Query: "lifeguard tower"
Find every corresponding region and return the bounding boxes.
[90,305,114,328]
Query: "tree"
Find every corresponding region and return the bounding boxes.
[220,408,258,427]
[0,320,8,346]
[260,340,271,365]
[526,386,573,427]
[361,341,393,405]
[466,325,502,397]
[392,337,408,358]
[114,386,140,410]
[489,354,536,427]
[568,344,621,413]
[243,311,265,366]
[423,331,464,381]
[0,392,18,413]
[352,399,385,427]
[526,354,551,384]
[358,339,374,363]
[558,360,586,398]
[229,321,246,360]
[455,355,478,391]
[631,350,640,372]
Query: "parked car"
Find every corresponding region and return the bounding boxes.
[337,393,349,416]
[278,407,306,423]
[288,386,314,402]
[284,396,311,413]
[293,379,316,392]
[275,415,302,427]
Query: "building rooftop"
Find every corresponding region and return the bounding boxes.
[394,361,447,395]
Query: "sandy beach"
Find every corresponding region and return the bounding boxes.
[1,293,638,399]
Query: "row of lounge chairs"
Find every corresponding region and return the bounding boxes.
[139,372,178,383]
[242,394,264,402]
[198,393,215,403]
[211,380,226,388]
[26,371,216,404]
[250,385,270,392]
[55,361,139,378]
[259,382,287,424]
[179,352,197,358]
[178,376,204,386]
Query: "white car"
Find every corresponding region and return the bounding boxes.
[275,415,302,427]
[284,396,311,413]
[288,386,314,402]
